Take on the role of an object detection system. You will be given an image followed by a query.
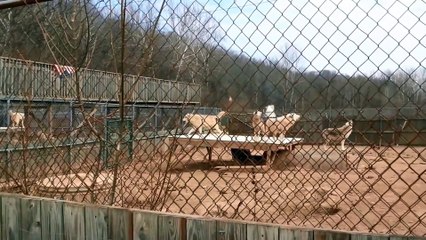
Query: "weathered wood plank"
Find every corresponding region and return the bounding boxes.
[247,223,279,240]
[85,206,108,240]
[133,211,158,240]
[21,197,42,240]
[217,220,246,240]
[1,196,22,240]
[158,214,186,240]
[279,228,313,240]
[187,218,216,240]
[2,193,425,240]
[0,196,2,240]
[352,233,389,240]
[63,203,85,240]
[108,208,132,240]
[389,237,425,240]
[41,199,64,240]
[314,230,350,240]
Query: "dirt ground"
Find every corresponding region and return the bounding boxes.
[4,140,424,237]
[118,144,426,237]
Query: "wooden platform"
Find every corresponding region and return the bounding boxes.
[168,134,302,151]
[164,134,303,167]
[0,127,25,132]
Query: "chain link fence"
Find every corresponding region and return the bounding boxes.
[0,0,425,237]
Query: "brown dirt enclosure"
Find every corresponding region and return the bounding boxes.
[117,143,426,236]
[1,137,424,236]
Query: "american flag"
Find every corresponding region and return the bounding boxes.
[53,64,75,78]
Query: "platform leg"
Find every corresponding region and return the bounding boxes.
[266,150,277,169]
[206,147,213,162]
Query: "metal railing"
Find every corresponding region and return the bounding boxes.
[0,57,201,103]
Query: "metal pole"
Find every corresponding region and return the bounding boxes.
[67,101,74,169]
[131,104,136,159]
[379,117,382,148]
[47,104,53,135]
[5,149,10,181]
[132,104,136,123]
[69,101,73,132]
[155,107,158,136]
[102,103,108,166]
[6,99,10,127]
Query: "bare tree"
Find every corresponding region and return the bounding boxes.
[277,43,303,111]
[388,68,420,106]
[34,0,97,68]
[411,67,426,105]
[0,9,12,54]
[168,3,221,83]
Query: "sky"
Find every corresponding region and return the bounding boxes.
[198,0,426,75]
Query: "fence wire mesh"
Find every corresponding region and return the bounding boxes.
[0,0,425,237]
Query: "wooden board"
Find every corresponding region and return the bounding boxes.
[108,208,132,240]
[40,199,64,240]
[21,197,42,240]
[352,233,389,240]
[279,228,313,240]
[63,203,85,240]
[1,196,21,240]
[133,211,158,240]
[247,223,279,240]
[158,214,186,240]
[187,218,216,240]
[217,220,247,240]
[314,230,350,240]
[389,237,424,240]
[85,206,109,240]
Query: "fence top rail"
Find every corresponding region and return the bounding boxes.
[0,56,201,88]
[0,192,416,239]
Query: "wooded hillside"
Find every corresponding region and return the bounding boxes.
[0,1,424,112]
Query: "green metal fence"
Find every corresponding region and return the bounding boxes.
[0,57,201,103]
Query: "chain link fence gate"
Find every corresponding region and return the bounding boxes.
[0,0,425,237]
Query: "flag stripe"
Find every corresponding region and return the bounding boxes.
[53,64,75,77]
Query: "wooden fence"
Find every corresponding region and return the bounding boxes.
[0,192,422,240]
[0,57,201,103]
